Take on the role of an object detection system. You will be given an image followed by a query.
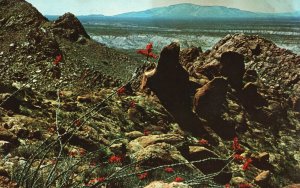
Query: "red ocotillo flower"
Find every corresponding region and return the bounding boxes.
[137,172,148,180]
[136,42,157,60]
[53,54,62,66]
[242,158,252,171]
[164,167,174,173]
[232,137,243,152]
[198,139,208,145]
[109,155,122,163]
[117,86,126,96]
[233,154,244,161]
[129,100,136,108]
[174,177,184,182]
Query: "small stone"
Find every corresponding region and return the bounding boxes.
[251,152,270,170]
[0,127,19,145]
[231,177,247,185]
[110,143,126,155]
[258,152,270,161]
[16,129,30,139]
[76,95,92,103]
[125,131,144,139]
[292,97,300,112]
[254,170,270,186]
[7,110,14,117]
[0,140,12,153]
[0,167,9,177]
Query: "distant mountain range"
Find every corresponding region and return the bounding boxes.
[46,3,300,20]
[114,3,300,19]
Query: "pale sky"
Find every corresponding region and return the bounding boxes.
[25,0,300,16]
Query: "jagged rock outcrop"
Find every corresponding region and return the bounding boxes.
[52,13,90,41]
[142,42,207,135]
[182,34,300,100]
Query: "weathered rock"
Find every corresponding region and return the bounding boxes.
[62,102,79,112]
[0,140,13,153]
[231,177,247,185]
[195,61,220,80]
[180,46,201,67]
[0,93,21,112]
[62,133,101,152]
[0,167,9,178]
[249,43,262,56]
[242,82,267,107]
[292,97,300,112]
[128,134,185,154]
[144,181,191,188]
[188,146,232,184]
[219,51,245,90]
[16,128,30,139]
[110,143,126,156]
[193,77,228,120]
[77,95,92,103]
[251,152,272,170]
[0,127,19,145]
[254,170,270,187]
[125,131,144,140]
[52,12,90,41]
[243,69,258,82]
[133,142,190,168]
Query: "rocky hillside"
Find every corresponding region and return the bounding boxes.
[0,0,300,188]
[0,0,139,92]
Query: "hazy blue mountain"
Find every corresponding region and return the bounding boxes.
[114,3,299,19]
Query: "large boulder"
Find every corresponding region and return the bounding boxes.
[132,142,190,168]
[128,134,185,154]
[241,82,267,107]
[193,77,228,120]
[219,51,245,90]
[188,146,232,184]
[142,43,207,135]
